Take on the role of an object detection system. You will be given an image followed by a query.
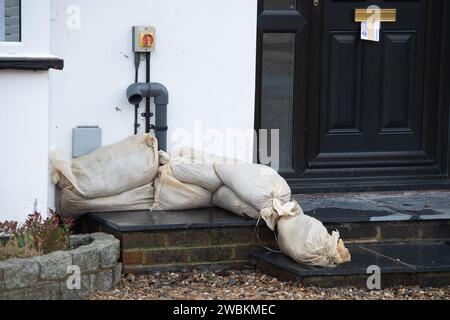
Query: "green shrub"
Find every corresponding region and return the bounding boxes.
[0,211,74,261]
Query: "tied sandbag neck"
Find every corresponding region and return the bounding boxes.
[255,199,298,254]
[300,232,341,268]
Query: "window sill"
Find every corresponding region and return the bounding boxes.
[0,54,64,71]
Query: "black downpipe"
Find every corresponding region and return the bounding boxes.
[145,52,151,133]
[151,84,168,151]
[127,51,168,150]
[133,53,141,134]
[126,82,169,151]
[154,104,168,151]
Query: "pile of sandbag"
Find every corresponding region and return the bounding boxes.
[50,134,350,268]
[50,134,159,218]
[152,148,351,268]
[151,147,243,212]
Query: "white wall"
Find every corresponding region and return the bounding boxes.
[0,72,50,221]
[0,0,51,221]
[49,0,258,162]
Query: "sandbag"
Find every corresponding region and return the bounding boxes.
[159,150,172,166]
[59,183,155,218]
[151,163,213,211]
[213,186,260,219]
[174,147,244,165]
[270,201,351,268]
[50,134,159,199]
[170,158,223,193]
[214,164,291,218]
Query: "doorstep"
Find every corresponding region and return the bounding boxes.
[83,208,277,274]
[86,190,450,230]
[81,190,450,274]
[293,190,450,223]
[85,208,257,233]
[251,241,450,288]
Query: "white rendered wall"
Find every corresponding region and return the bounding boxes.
[49,0,258,162]
[0,0,258,219]
[0,0,51,221]
[0,72,50,221]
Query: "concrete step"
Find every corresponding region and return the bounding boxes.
[251,241,450,288]
[79,191,450,275]
[83,208,277,274]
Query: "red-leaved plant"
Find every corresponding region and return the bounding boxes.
[0,220,18,235]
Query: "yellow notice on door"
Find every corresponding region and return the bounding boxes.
[361,20,380,42]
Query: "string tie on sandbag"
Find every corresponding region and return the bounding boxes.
[255,214,281,254]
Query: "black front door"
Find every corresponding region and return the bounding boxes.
[256,0,450,192]
[315,0,427,164]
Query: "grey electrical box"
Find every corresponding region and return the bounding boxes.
[72,126,102,158]
[132,26,156,53]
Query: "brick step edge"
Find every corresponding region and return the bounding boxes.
[253,258,450,288]
[326,220,450,242]
[123,260,251,274]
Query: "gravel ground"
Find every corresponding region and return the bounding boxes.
[88,270,450,300]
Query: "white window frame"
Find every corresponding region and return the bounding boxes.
[0,0,50,55]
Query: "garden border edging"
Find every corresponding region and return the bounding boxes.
[0,233,121,300]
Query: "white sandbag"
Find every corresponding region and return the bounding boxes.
[174,147,244,165]
[170,158,223,193]
[214,164,291,215]
[213,186,260,219]
[59,183,155,219]
[151,164,213,211]
[50,134,159,199]
[159,150,172,166]
[270,201,351,268]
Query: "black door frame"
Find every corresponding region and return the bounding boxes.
[255,0,311,179]
[255,0,450,193]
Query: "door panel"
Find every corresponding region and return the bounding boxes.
[379,32,416,133]
[327,32,362,135]
[315,0,427,159]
